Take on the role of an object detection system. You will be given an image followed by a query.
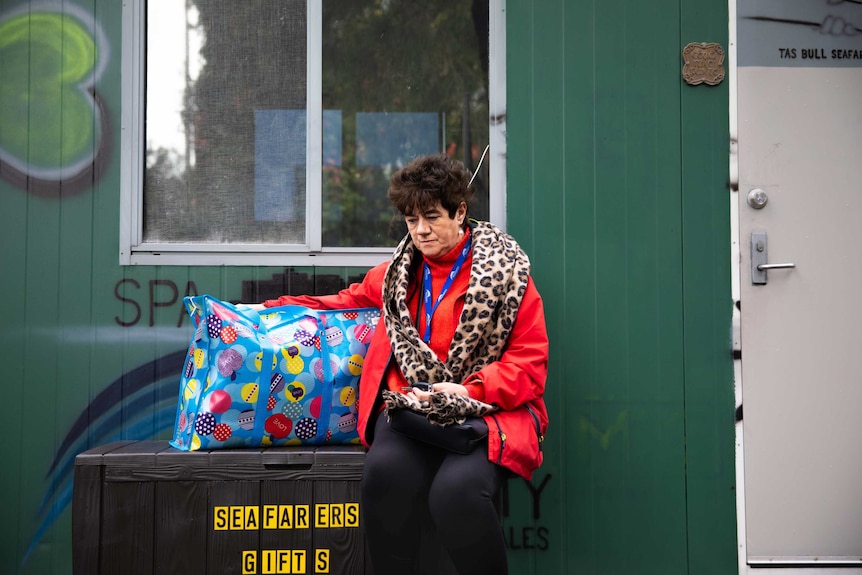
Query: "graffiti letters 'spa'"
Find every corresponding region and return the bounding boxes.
[0,3,110,197]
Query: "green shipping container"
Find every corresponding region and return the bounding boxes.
[0,0,735,574]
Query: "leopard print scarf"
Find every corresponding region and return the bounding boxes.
[382,388,498,426]
[382,220,531,387]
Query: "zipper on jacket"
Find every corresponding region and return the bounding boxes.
[490,413,506,465]
[525,404,544,452]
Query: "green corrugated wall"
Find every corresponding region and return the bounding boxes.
[0,0,736,573]
[504,0,735,573]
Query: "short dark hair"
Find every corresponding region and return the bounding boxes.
[387,154,474,219]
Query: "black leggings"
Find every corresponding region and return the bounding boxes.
[361,414,508,575]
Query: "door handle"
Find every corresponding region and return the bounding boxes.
[756,263,796,271]
[751,232,796,285]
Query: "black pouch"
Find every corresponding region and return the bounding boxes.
[388,409,488,454]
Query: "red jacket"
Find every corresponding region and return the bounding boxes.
[264,261,549,480]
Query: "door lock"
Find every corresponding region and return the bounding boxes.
[751,232,796,285]
[747,188,769,209]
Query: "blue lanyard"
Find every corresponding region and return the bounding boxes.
[421,235,472,343]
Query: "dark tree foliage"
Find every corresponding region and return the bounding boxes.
[321,0,490,246]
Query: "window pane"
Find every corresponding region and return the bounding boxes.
[144,0,308,245]
[321,0,490,248]
[142,0,490,250]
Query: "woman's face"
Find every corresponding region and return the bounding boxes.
[404,201,467,259]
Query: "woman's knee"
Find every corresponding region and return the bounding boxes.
[429,476,495,526]
[361,444,410,501]
[361,425,437,500]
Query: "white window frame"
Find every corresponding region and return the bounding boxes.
[119,0,507,267]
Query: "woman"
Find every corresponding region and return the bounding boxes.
[262,153,549,575]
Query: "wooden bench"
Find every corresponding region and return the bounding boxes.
[73,440,459,575]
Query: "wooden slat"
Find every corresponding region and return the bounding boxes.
[153,480,208,575]
[260,479,314,572]
[208,481,261,575]
[312,480,366,575]
[100,481,154,575]
[72,462,103,575]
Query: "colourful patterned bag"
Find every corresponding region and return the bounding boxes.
[170,295,380,451]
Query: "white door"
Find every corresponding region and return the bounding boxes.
[736,0,862,569]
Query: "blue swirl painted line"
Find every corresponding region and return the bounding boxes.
[45,349,186,477]
[24,349,186,563]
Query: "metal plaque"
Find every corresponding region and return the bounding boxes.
[682,42,726,86]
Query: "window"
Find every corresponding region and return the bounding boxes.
[120,0,506,266]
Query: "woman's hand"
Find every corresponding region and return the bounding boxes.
[410,382,469,402]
